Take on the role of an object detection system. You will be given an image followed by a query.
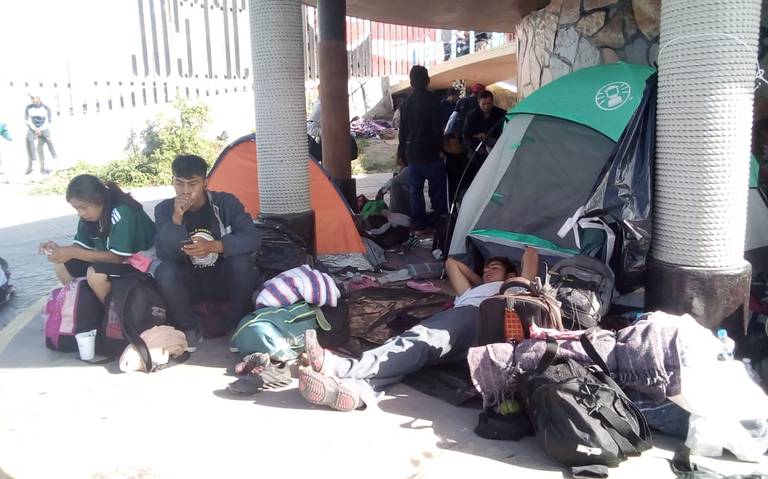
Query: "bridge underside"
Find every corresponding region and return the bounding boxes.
[303,0,549,32]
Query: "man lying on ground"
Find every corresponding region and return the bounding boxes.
[297,247,539,411]
[153,154,261,352]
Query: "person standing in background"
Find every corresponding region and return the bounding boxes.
[24,95,57,175]
[397,66,447,230]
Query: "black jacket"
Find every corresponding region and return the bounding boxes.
[462,106,506,154]
[154,190,260,261]
[397,88,443,165]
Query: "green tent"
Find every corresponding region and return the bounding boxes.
[449,62,656,262]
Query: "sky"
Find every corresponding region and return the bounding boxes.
[1,0,138,83]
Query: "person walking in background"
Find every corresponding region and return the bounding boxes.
[397,65,447,231]
[0,122,11,183]
[24,95,57,175]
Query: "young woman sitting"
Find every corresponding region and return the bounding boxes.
[38,174,156,303]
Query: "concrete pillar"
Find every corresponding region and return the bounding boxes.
[249,0,315,252]
[318,0,356,207]
[646,0,760,339]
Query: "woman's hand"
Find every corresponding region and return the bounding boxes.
[38,240,58,255]
[47,245,74,264]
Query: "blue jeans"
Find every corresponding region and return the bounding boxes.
[408,160,448,224]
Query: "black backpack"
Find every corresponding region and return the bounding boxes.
[550,256,615,330]
[517,334,651,471]
[98,274,169,371]
[252,219,313,280]
[315,299,351,350]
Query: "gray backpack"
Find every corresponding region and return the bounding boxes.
[549,256,614,330]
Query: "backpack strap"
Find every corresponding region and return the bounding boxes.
[112,276,154,373]
[594,403,648,457]
[579,331,610,375]
[500,277,532,295]
[534,337,559,374]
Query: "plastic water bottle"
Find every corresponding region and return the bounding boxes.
[716,328,735,360]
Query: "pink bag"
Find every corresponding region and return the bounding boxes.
[43,279,104,352]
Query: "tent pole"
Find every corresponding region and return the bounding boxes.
[248,0,316,254]
[646,0,759,336]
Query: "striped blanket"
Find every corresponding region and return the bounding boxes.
[254,265,340,308]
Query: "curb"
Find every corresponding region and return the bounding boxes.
[0,297,45,355]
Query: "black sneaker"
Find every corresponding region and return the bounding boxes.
[184,329,203,353]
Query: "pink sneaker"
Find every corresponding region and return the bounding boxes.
[298,367,362,412]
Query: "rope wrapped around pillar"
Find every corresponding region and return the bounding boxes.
[648,0,760,331]
[248,0,310,215]
[655,0,759,267]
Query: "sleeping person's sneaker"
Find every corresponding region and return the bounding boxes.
[184,329,203,353]
[297,367,362,412]
[304,329,326,373]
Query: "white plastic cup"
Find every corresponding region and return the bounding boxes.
[75,329,97,361]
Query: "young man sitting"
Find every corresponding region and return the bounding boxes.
[153,154,261,352]
[297,247,539,411]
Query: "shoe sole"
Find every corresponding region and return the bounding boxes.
[298,368,359,412]
[304,329,324,373]
[186,337,202,353]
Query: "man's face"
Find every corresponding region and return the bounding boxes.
[479,97,494,114]
[173,175,206,206]
[32,96,42,105]
[482,260,507,283]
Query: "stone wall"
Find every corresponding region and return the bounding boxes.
[516,0,660,98]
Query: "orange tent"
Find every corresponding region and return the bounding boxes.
[207,134,366,256]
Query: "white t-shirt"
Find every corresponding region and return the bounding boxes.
[454,281,503,307]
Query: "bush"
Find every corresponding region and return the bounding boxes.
[33,99,221,195]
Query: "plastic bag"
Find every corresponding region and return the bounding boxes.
[675,360,768,461]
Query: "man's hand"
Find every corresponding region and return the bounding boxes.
[34,129,41,138]
[47,245,74,264]
[182,238,223,257]
[172,196,192,225]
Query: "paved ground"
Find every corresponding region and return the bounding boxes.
[1,177,766,478]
